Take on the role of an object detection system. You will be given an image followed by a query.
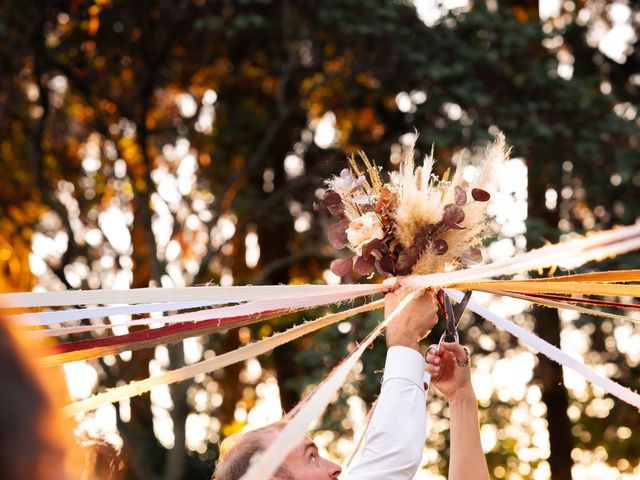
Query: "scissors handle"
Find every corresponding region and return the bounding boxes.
[439,330,459,344]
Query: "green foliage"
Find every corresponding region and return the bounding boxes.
[1,0,640,478]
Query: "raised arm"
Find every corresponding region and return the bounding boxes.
[426,342,489,480]
[345,289,437,480]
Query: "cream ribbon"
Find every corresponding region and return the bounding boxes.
[62,299,385,417]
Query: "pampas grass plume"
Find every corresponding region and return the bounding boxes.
[395,132,509,274]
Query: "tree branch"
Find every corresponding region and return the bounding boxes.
[253,244,329,284]
[29,11,80,290]
[193,171,315,285]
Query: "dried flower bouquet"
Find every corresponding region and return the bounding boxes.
[315,133,508,278]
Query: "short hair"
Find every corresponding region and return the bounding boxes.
[212,422,294,480]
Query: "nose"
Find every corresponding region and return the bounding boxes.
[326,459,342,478]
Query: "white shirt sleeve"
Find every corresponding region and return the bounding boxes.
[344,346,427,480]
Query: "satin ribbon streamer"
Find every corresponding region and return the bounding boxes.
[444,288,640,409]
[63,299,385,417]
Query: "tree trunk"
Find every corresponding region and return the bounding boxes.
[531,306,574,480]
[519,0,576,461]
[527,169,574,478]
[164,341,189,480]
[255,154,301,412]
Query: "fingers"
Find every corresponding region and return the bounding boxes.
[425,356,442,378]
[425,343,470,372]
[439,342,469,365]
[424,344,441,375]
[383,291,398,310]
[384,288,437,330]
[385,287,435,305]
[416,289,436,308]
[383,275,405,292]
[425,363,441,378]
[425,352,441,366]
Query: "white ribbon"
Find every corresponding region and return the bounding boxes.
[239,289,425,480]
[39,287,385,337]
[0,283,386,308]
[8,300,222,326]
[62,299,385,417]
[445,289,640,409]
[401,222,640,289]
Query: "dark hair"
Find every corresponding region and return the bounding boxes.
[212,423,294,480]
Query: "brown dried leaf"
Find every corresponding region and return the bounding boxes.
[363,238,384,257]
[376,256,396,276]
[330,257,353,277]
[353,256,375,276]
[471,188,490,202]
[433,238,448,255]
[442,204,465,229]
[327,219,350,249]
[454,186,467,206]
[460,247,482,265]
[323,192,346,216]
[396,246,420,275]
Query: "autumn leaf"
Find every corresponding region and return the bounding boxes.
[376,255,396,276]
[315,191,345,217]
[395,245,420,275]
[362,238,384,257]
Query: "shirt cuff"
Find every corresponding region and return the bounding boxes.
[382,346,425,390]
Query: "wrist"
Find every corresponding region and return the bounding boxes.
[448,384,476,403]
[386,328,427,351]
[386,337,420,351]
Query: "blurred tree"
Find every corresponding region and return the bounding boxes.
[1,0,639,479]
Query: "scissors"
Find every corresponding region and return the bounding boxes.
[439,290,472,345]
[423,290,473,389]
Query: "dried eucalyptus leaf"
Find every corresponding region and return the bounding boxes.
[442,204,465,229]
[327,219,349,249]
[323,192,345,216]
[376,256,396,276]
[454,186,467,206]
[471,188,491,202]
[330,257,353,276]
[460,247,482,265]
[363,238,384,257]
[433,238,448,255]
[396,246,420,275]
[353,255,375,276]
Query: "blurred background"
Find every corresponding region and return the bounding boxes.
[1,0,640,479]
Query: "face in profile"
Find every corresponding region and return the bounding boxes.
[269,434,342,480]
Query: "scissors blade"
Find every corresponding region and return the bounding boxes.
[443,293,457,338]
[453,290,472,325]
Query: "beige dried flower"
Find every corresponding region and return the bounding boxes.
[394,132,509,274]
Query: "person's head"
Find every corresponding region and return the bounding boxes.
[0,314,71,479]
[213,422,342,480]
[0,310,121,480]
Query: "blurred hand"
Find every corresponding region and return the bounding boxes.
[425,342,473,400]
[385,288,438,351]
